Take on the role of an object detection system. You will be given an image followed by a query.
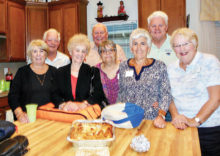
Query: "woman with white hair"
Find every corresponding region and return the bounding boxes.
[54,34,108,111]
[168,28,220,155]
[8,40,57,123]
[117,28,172,128]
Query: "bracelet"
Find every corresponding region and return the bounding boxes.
[158,113,165,120]
[158,109,166,116]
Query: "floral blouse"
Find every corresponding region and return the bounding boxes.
[117,59,172,119]
[96,63,119,104]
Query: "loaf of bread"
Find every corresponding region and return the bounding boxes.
[70,122,113,140]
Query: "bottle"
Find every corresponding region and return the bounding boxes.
[5,68,13,91]
[5,68,13,82]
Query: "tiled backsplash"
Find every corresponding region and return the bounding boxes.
[0,62,26,80]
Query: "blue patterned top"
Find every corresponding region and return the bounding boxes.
[117,59,172,119]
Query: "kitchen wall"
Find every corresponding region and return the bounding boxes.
[87,0,138,41]
[186,0,219,59]
[0,0,218,80]
[0,62,26,80]
[87,0,220,59]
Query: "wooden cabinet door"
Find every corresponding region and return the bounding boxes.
[138,0,160,29]
[49,6,63,52]
[138,0,185,35]
[7,1,25,61]
[26,4,48,49]
[48,0,88,55]
[0,0,6,33]
[62,3,78,55]
[161,0,186,35]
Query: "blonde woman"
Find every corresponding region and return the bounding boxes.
[168,28,220,155]
[54,34,108,111]
[8,40,57,123]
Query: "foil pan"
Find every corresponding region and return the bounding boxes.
[67,119,115,147]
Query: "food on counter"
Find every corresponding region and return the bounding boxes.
[70,122,113,140]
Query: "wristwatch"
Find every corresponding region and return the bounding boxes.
[195,117,201,125]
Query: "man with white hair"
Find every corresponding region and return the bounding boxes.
[147,11,177,65]
[85,23,127,66]
[43,28,70,68]
[148,11,177,121]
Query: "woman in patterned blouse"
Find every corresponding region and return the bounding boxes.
[97,40,120,104]
[117,28,172,128]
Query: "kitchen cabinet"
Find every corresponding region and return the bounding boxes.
[0,0,6,33]
[138,0,186,35]
[0,96,9,120]
[48,0,88,55]
[0,96,9,109]
[26,2,48,49]
[0,0,26,62]
[7,0,26,61]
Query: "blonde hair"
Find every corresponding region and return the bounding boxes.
[129,28,152,49]
[147,11,168,26]
[170,27,198,50]
[27,39,48,60]
[43,28,61,41]
[67,34,90,54]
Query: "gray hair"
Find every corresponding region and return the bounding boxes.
[147,11,168,26]
[129,28,152,49]
[43,28,61,41]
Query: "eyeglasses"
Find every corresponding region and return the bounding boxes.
[173,42,191,49]
[101,48,116,54]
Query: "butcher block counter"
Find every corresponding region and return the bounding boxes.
[13,119,201,156]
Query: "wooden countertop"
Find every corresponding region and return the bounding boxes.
[13,119,201,156]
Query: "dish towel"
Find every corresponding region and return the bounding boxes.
[101,102,144,129]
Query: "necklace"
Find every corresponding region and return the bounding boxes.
[35,73,46,86]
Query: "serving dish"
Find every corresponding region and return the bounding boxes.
[67,119,115,147]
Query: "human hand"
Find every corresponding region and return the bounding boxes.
[62,101,80,112]
[153,115,166,128]
[186,118,200,127]
[171,114,188,130]
[17,112,29,123]
[78,101,90,110]
[14,107,29,123]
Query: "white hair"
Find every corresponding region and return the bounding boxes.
[129,28,152,49]
[43,28,61,41]
[147,11,168,26]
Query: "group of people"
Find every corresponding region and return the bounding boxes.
[8,10,220,156]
